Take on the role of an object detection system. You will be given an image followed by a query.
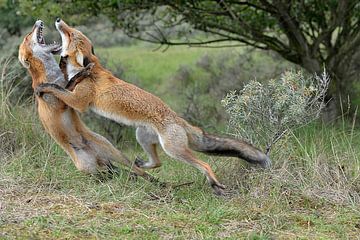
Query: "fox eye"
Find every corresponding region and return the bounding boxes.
[19,58,30,68]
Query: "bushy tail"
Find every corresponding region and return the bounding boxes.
[184,124,271,168]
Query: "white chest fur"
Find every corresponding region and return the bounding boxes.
[67,63,81,80]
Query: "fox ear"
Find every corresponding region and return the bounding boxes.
[76,51,84,67]
[19,56,30,69]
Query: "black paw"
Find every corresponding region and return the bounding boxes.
[211,182,226,196]
[34,83,53,97]
[134,156,146,167]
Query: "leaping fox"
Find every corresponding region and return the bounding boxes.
[18,20,156,182]
[36,18,271,195]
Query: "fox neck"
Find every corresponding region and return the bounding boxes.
[29,56,65,89]
[88,56,114,78]
[34,51,65,86]
[92,62,113,77]
[28,58,47,89]
[42,55,64,86]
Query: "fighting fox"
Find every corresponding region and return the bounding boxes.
[19,20,156,182]
[36,18,271,195]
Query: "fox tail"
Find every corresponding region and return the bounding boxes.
[185,123,271,168]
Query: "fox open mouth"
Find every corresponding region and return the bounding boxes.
[34,20,61,53]
[37,21,45,45]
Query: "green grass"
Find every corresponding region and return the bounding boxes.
[1,101,359,239]
[96,45,222,91]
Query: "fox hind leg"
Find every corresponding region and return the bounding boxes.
[158,124,226,195]
[135,126,162,169]
[89,132,159,183]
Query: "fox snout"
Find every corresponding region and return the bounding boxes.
[35,20,44,28]
[55,18,63,30]
[55,18,71,31]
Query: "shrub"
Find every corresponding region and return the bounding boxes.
[221,70,330,154]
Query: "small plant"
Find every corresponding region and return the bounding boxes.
[221,70,330,155]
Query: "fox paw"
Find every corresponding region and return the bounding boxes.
[134,156,146,167]
[34,83,56,96]
[211,182,226,196]
[135,156,161,169]
[84,62,95,72]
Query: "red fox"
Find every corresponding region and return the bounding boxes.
[36,19,271,195]
[18,20,156,182]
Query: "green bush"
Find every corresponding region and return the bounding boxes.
[221,70,330,153]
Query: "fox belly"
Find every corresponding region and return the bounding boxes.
[90,106,146,127]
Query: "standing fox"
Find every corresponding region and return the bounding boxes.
[36,19,271,195]
[18,20,156,182]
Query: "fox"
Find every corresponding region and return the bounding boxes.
[35,18,271,195]
[18,20,156,182]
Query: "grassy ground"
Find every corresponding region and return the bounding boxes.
[1,45,360,239]
[1,102,359,239]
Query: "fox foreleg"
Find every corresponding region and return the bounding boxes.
[35,82,93,112]
[66,63,95,91]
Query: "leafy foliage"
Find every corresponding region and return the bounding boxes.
[221,70,330,153]
[0,0,33,49]
[0,0,32,36]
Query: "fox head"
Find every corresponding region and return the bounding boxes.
[18,20,62,86]
[55,18,96,78]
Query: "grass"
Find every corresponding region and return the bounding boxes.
[1,101,360,239]
[1,47,360,239]
[96,44,222,91]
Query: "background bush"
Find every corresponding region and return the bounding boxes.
[222,70,329,153]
